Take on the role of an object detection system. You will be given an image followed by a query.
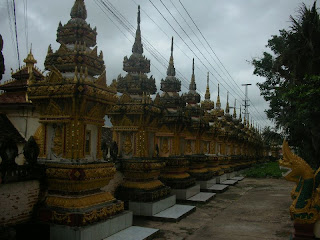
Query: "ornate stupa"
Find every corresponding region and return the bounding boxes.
[201,72,215,111]
[107,6,170,203]
[0,50,43,109]
[28,0,123,229]
[157,38,195,190]
[182,59,211,181]
[116,5,156,96]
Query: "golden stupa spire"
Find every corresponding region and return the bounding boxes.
[189,58,196,91]
[132,5,143,55]
[233,99,237,118]
[204,72,210,100]
[23,45,37,73]
[70,0,87,20]
[216,83,221,109]
[225,91,230,114]
[166,37,175,77]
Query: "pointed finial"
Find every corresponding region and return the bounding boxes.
[225,91,230,113]
[205,72,210,100]
[233,99,237,118]
[138,5,141,25]
[24,47,37,73]
[132,5,143,54]
[171,36,173,56]
[167,37,175,76]
[239,105,242,120]
[70,0,87,20]
[216,83,221,109]
[189,58,196,91]
[192,58,194,75]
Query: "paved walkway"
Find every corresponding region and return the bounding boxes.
[134,178,295,240]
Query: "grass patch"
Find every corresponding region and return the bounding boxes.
[243,161,288,178]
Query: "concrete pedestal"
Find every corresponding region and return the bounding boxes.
[171,185,200,200]
[226,172,236,179]
[129,195,176,216]
[216,174,227,184]
[197,177,217,189]
[50,211,133,240]
[128,195,196,222]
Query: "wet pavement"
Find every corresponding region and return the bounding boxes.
[134,178,295,240]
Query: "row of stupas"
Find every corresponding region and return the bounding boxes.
[0,0,265,238]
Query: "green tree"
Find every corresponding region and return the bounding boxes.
[252,1,320,167]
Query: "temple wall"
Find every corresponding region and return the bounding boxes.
[0,180,40,226]
[7,110,40,140]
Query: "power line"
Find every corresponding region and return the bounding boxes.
[23,0,29,52]
[12,0,21,69]
[96,0,193,93]
[178,0,270,127]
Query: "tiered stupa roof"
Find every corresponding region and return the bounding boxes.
[44,0,105,78]
[201,72,214,111]
[0,50,43,105]
[117,6,156,95]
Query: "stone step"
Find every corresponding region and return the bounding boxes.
[221,179,238,186]
[104,226,159,240]
[171,184,200,200]
[232,176,244,181]
[197,177,217,189]
[50,211,133,240]
[129,195,176,216]
[226,172,236,179]
[202,184,229,193]
[215,174,228,184]
[151,204,196,222]
[186,192,215,203]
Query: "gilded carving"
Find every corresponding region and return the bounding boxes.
[46,192,115,209]
[161,138,169,154]
[123,134,133,155]
[52,125,63,157]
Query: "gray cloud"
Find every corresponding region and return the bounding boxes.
[0,0,314,129]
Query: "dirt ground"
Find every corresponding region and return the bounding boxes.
[134,178,295,240]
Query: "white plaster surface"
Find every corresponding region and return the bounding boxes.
[129,195,176,216]
[50,211,133,240]
[171,185,200,200]
[222,179,238,185]
[153,204,195,220]
[206,184,229,192]
[232,176,245,181]
[197,177,217,189]
[187,192,216,202]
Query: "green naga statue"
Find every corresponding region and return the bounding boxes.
[279,140,320,224]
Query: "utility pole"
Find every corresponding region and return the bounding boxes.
[242,83,251,121]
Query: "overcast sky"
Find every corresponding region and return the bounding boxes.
[0,0,315,129]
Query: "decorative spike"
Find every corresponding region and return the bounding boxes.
[132,5,143,54]
[216,83,221,109]
[233,99,237,118]
[99,50,104,59]
[225,91,230,113]
[85,66,88,78]
[205,72,210,100]
[189,58,196,91]
[47,44,53,54]
[74,66,78,82]
[166,37,175,77]
[70,0,87,20]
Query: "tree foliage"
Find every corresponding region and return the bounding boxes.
[252,2,320,167]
